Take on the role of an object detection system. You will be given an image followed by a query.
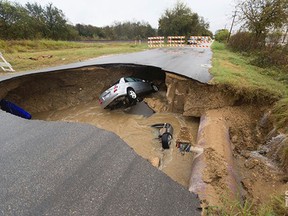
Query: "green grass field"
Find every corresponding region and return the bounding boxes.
[0,40,147,72]
[211,42,288,132]
[210,42,288,101]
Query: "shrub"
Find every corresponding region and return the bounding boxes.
[215,29,229,43]
[228,32,260,52]
[251,45,288,69]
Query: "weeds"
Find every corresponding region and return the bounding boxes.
[0,40,147,72]
[205,194,288,216]
[211,42,288,103]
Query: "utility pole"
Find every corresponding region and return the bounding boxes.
[227,11,237,43]
[282,26,288,44]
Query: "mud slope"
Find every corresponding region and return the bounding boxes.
[0,65,165,113]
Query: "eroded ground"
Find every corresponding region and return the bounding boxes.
[33,101,199,187]
[1,65,287,211]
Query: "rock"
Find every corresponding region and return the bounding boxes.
[231,135,238,143]
[244,158,260,169]
[149,157,160,168]
[241,150,251,159]
[241,178,253,191]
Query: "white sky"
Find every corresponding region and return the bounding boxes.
[13,0,236,34]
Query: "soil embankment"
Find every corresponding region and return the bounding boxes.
[0,65,287,209]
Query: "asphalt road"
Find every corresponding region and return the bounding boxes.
[0,111,201,216]
[0,47,213,84]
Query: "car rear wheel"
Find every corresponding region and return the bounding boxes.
[151,84,158,92]
[162,133,172,149]
[127,88,137,102]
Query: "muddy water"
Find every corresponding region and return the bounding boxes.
[34,101,199,188]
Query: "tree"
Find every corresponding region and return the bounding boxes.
[237,0,288,43]
[75,24,104,39]
[43,3,69,40]
[0,0,32,39]
[158,1,211,37]
[0,1,78,40]
[215,29,229,42]
[25,2,46,39]
[102,21,156,40]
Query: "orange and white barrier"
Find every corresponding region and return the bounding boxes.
[148,36,165,48]
[147,36,213,48]
[167,36,185,47]
[188,36,212,48]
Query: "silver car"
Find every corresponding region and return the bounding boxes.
[99,77,158,109]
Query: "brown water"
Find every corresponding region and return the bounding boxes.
[34,101,199,187]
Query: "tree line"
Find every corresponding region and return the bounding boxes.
[0,0,212,41]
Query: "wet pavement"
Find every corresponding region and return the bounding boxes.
[0,47,212,83]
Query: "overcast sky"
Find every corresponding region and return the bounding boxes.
[13,0,236,34]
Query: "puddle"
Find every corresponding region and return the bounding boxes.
[33,101,199,187]
[124,101,155,117]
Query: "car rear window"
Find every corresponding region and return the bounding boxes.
[124,77,142,82]
[124,77,135,82]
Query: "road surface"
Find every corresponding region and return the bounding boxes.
[1,47,212,83]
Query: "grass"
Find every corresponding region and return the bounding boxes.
[211,41,288,130]
[205,194,288,216]
[210,42,288,102]
[0,39,147,72]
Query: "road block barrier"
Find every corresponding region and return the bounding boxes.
[147,36,213,48]
[148,36,165,48]
[167,36,185,47]
[188,36,212,48]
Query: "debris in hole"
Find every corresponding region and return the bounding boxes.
[149,157,160,168]
[0,99,32,119]
[151,123,173,149]
[177,143,192,155]
[176,127,193,154]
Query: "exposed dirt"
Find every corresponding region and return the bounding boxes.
[0,65,287,210]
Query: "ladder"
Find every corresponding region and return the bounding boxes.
[0,52,15,72]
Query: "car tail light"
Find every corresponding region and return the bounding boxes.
[114,85,118,93]
[99,99,103,104]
